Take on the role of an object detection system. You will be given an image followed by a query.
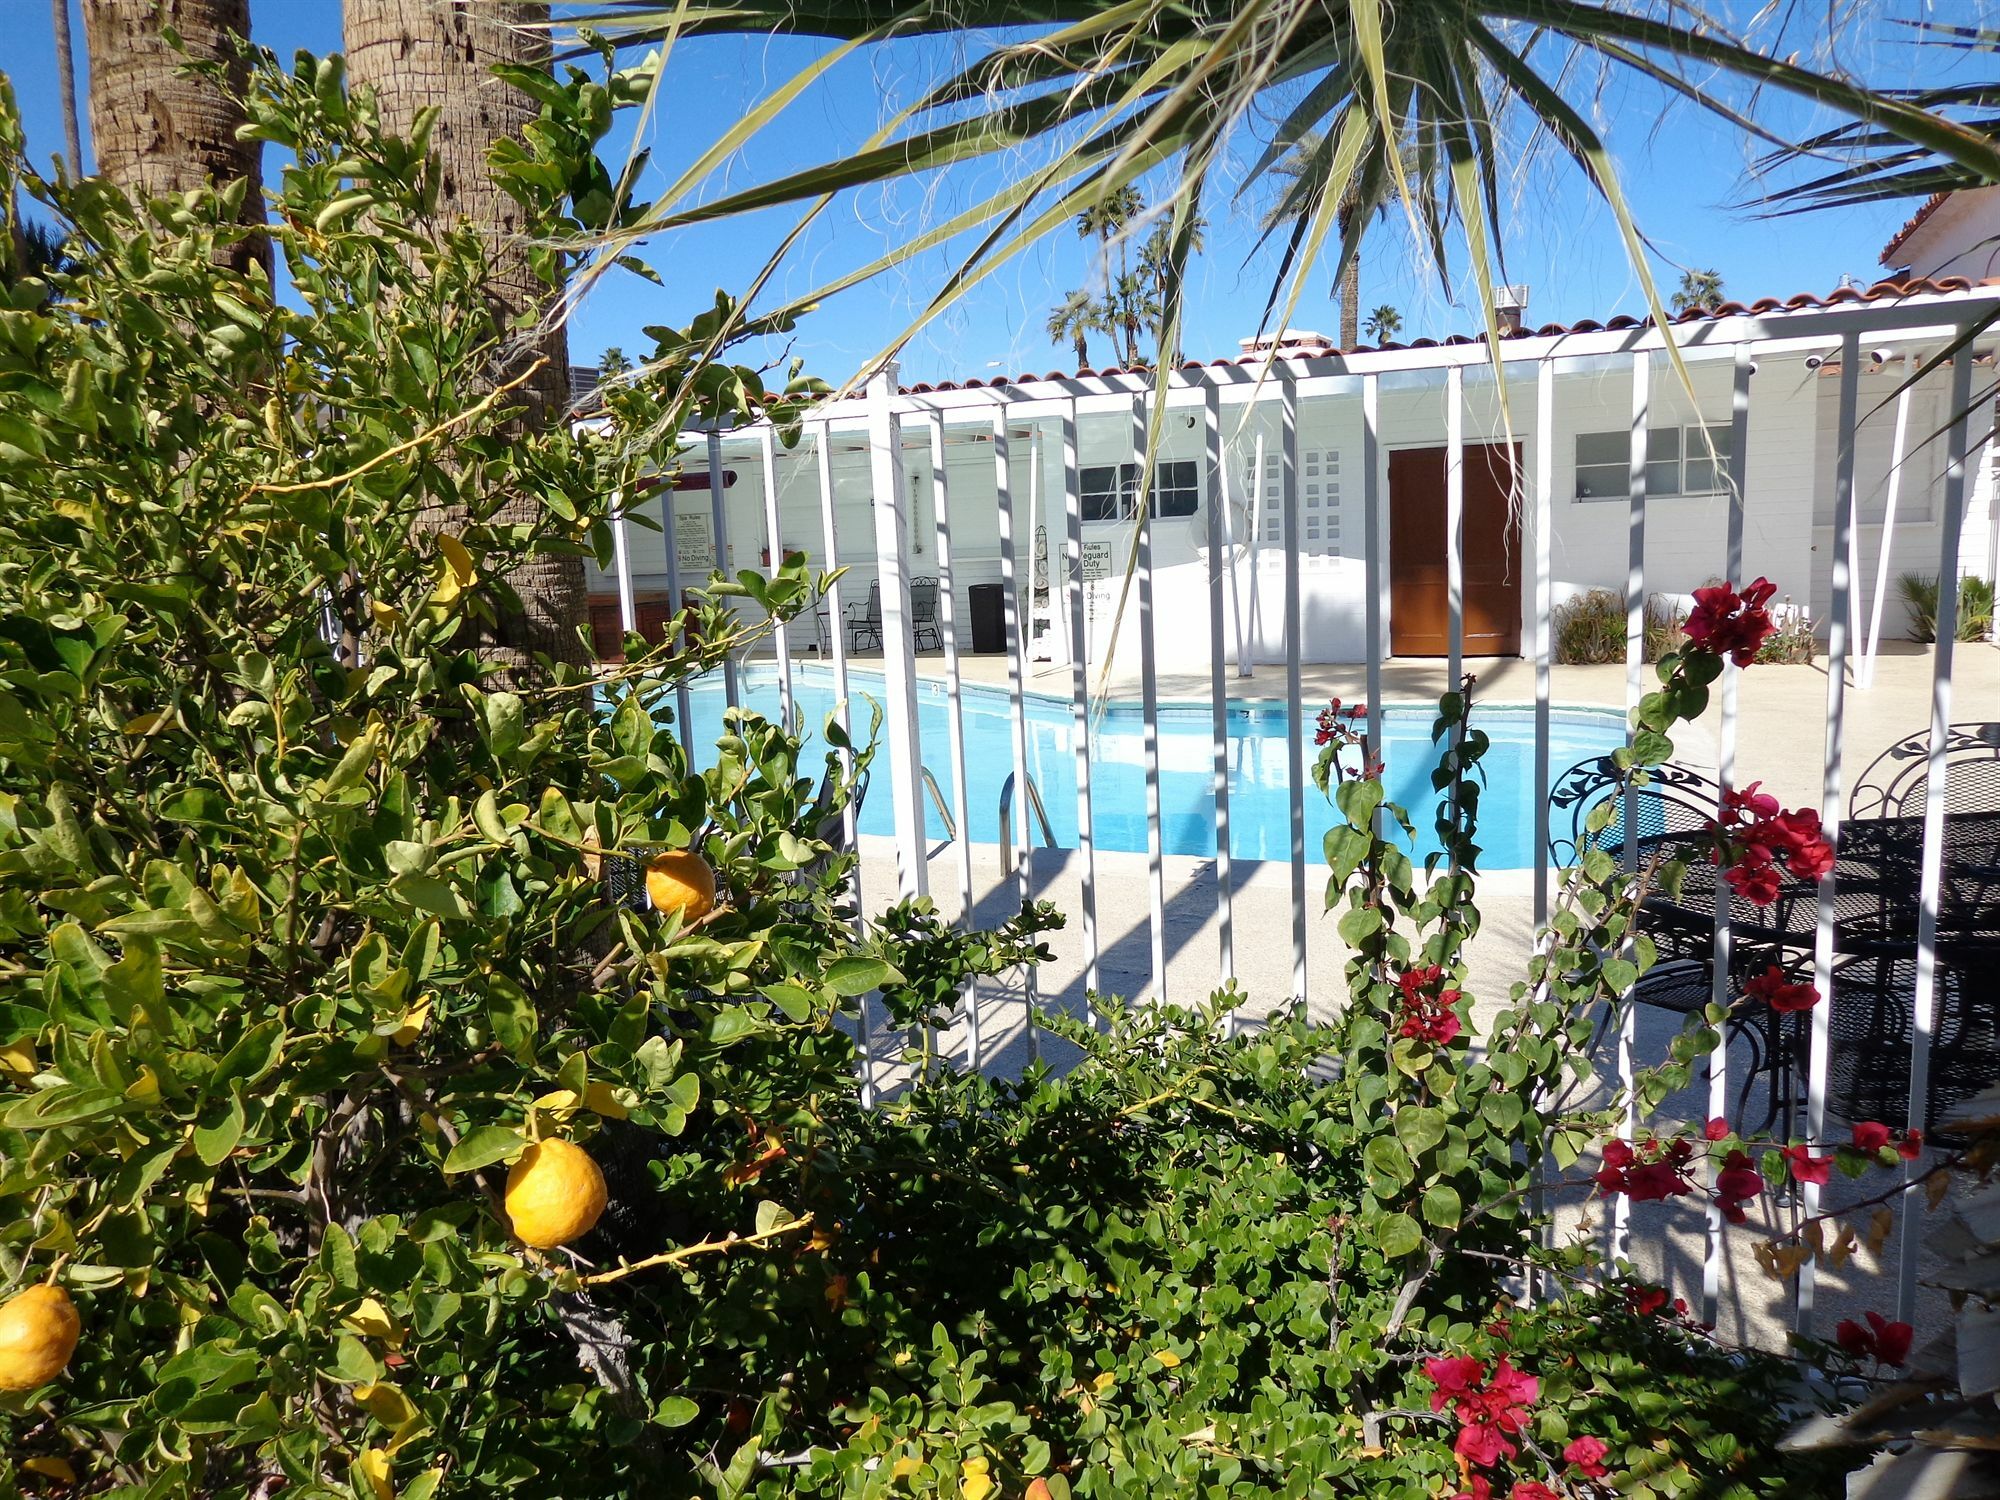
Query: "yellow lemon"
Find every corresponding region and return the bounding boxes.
[644,850,716,923]
[503,1139,608,1249]
[0,1284,80,1391]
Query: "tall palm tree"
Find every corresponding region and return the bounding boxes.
[1075,184,1143,359]
[1670,268,1725,315]
[80,0,262,273]
[52,0,83,176]
[344,0,590,673]
[1046,288,1101,367]
[1364,305,1402,343]
[565,1,2000,385]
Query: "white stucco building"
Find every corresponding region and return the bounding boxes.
[584,277,2000,677]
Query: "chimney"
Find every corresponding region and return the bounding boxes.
[1494,285,1529,336]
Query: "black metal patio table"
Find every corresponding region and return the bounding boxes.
[1630,811,2000,1137]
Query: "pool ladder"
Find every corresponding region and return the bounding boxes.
[997,771,1057,875]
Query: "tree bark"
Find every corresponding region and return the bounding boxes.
[53,0,85,176]
[1336,201,1360,351]
[342,0,590,675]
[80,0,263,273]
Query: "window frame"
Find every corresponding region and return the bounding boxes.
[1078,459,1202,521]
[1572,423,1732,502]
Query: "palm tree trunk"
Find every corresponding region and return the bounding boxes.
[343,0,589,675]
[80,0,263,272]
[1336,200,1360,350]
[53,0,84,175]
[1073,330,1087,366]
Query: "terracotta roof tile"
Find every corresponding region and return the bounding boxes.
[900,277,1984,394]
[1881,194,1949,266]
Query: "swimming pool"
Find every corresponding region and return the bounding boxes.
[679,665,1625,870]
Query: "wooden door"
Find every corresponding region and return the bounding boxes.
[1387,443,1522,657]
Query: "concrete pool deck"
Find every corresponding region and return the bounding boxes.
[833,642,1997,1358]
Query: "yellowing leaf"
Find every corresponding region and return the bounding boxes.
[1093,1371,1115,1392]
[22,1457,76,1483]
[0,1038,36,1082]
[1866,1208,1896,1253]
[359,1447,395,1500]
[391,1001,431,1047]
[123,1065,162,1106]
[430,534,477,606]
[345,1299,404,1346]
[369,599,404,628]
[584,1081,630,1120]
[959,1458,993,1500]
[1151,1348,1182,1369]
[121,710,170,736]
[891,1456,922,1482]
[532,1088,580,1115]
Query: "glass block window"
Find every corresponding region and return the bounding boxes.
[1257,447,1342,554]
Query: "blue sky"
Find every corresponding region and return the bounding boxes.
[0,2,1970,387]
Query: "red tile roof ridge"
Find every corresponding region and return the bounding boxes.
[899,277,1990,393]
[1881,193,1951,266]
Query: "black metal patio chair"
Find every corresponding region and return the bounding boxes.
[909,577,943,652]
[1850,722,2000,820]
[845,582,882,653]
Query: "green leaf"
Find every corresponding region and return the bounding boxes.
[444,1125,526,1175]
[823,955,900,996]
[193,1093,246,1167]
[1363,1136,1413,1186]
[1394,1106,1448,1158]
[654,1396,700,1428]
[1420,1183,1462,1229]
[1375,1211,1424,1259]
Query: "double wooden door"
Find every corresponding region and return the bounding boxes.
[1387,443,1522,658]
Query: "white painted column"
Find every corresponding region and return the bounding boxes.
[866,364,928,901]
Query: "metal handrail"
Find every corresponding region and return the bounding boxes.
[998,771,1057,875]
[920,766,956,842]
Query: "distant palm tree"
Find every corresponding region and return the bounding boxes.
[1112,270,1160,366]
[1260,131,1416,349]
[1046,289,1101,367]
[1076,186,1146,362]
[1364,305,1403,343]
[1671,269,1726,315]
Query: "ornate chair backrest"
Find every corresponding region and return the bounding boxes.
[909,578,939,624]
[1547,755,1723,868]
[864,581,882,626]
[1850,722,2000,820]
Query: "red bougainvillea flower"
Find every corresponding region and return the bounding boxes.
[1836,1311,1915,1366]
[1685,576,1779,666]
[1450,1479,1493,1500]
[1424,1355,1484,1410]
[1704,1116,1732,1141]
[1397,965,1463,1045]
[1743,965,1821,1014]
[1595,1137,1696,1201]
[1563,1435,1610,1478]
[1851,1120,1892,1153]
[1626,1283,1670,1317]
[1509,1484,1562,1500]
[1898,1128,1925,1160]
[1454,1422,1515,1468]
[1723,860,1785,906]
[1782,1143,1835,1187]
[1714,1150,1766,1224]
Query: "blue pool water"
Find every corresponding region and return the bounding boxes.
[679,665,1624,870]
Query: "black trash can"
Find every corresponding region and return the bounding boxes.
[968,582,1006,654]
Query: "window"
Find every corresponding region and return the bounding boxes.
[1574,424,1732,500]
[1255,447,1342,554]
[1078,460,1200,520]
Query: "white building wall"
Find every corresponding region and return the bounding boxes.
[583,347,2000,673]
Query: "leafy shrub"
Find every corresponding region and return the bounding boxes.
[1552,590,1688,664]
[1898,571,1995,642]
[0,52,1918,1500]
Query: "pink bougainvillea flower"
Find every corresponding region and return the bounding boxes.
[1454,1420,1516,1468]
[1563,1435,1610,1478]
[1704,1116,1732,1141]
[1509,1484,1562,1500]
[1450,1479,1493,1500]
[1782,1143,1835,1187]
[1898,1128,1925,1160]
[1685,576,1779,667]
[1744,965,1820,1014]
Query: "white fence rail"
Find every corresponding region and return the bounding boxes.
[605,286,2000,1339]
